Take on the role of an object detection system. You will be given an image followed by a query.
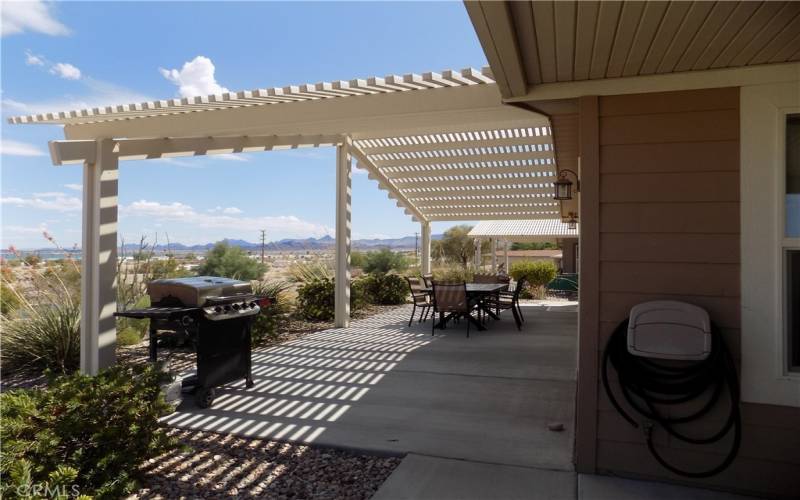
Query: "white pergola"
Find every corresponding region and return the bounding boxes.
[468,219,579,272]
[9,67,561,374]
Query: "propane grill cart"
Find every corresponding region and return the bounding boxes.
[115,277,269,408]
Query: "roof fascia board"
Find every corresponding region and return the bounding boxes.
[504,62,800,103]
[464,1,528,99]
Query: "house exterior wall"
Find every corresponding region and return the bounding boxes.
[577,87,800,498]
[560,238,578,274]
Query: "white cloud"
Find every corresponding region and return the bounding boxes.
[1,193,81,212]
[1,0,70,37]
[2,77,152,117]
[0,139,47,157]
[64,183,82,192]
[121,199,332,240]
[159,56,229,98]
[208,206,243,215]
[25,50,44,66]
[214,153,249,162]
[49,62,81,80]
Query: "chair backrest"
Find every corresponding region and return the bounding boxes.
[512,277,527,301]
[432,281,468,313]
[406,276,429,305]
[406,276,424,294]
[473,273,499,284]
[422,274,434,288]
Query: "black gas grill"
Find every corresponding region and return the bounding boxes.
[115,276,267,408]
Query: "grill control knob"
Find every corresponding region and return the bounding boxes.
[214,306,222,313]
[250,302,256,308]
[223,305,231,312]
[233,303,240,310]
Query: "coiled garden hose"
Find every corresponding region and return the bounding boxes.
[601,318,741,478]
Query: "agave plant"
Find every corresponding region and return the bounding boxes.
[286,259,333,283]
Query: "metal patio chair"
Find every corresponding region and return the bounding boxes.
[405,276,432,326]
[431,281,479,337]
[485,277,526,330]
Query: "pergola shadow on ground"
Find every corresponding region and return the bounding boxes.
[161,304,577,470]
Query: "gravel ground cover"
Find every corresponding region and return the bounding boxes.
[132,428,401,500]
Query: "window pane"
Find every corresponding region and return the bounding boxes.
[787,114,800,238]
[788,249,800,372]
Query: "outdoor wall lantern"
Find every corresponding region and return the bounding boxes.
[553,169,580,201]
[566,212,578,230]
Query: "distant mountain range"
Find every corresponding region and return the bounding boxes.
[115,234,443,253]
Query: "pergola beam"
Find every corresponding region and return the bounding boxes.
[372,150,553,168]
[428,213,560,221]
[49,134,346,165]
[355,134,552,155]
[405,187,553,199]
[349,144,427,222]
[384,164,555,180]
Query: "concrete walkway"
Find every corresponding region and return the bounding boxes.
[162,303,577,469]
[372,454,760,500]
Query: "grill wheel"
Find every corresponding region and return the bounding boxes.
[195,387,216,409]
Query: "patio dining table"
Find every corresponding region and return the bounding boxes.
[423,283,508,331]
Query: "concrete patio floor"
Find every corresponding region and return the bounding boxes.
[162,303,578,470]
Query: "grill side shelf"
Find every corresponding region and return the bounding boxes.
[114,307,200,320]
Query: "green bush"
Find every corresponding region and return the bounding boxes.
[196,242,266,280]
[116,327,142,347]
[1,301,81,374]
[360,273,408,305]
[296,278,366,322]
[250,280,292,346]
[432,265,474,283]
[509,260,557,299]
[362,249,408,274]
[0,364,177,498]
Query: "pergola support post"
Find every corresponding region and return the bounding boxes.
[491,238,497,272]
[81,139,118,375]
[474,238,482,270]
[335,138,352,328]
[504,239,510,271]
[421,221,431,275]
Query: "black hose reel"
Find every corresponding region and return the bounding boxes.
[601,301,741,478]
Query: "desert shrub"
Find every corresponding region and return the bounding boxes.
[197,242,266,280]
[296,278,365,322]
[116,327,142,347]
[360,273,408,305]
[1,301,81,375]
[250,280,293,345]
[362,249,408,274]
[287,259,333,283]
[432,265,474,283]
[350,251,367,269]
[1,282,21,316]
[509,260,557,299]
[0,364,176,499]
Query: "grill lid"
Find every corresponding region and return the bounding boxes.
[148,276,252,307]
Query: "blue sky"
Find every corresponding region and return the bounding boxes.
[1,1,486,249]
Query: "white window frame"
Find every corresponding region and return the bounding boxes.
[740,79,800,407]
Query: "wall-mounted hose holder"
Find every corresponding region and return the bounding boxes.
[602,315,741,478]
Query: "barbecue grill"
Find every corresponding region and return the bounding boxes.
[115,276,267,408]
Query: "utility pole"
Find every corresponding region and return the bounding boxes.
[414,232,419,266]
[260,229,266,264]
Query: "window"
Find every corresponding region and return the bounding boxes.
[786,114,800,372]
